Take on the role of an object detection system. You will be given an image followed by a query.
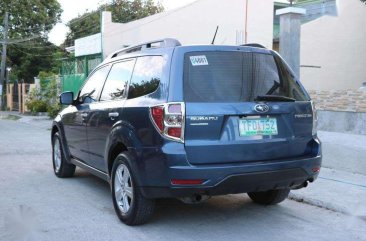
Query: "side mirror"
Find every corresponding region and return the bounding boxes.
[59,91,74,105]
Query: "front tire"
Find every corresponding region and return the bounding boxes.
[52,132,75,178]
[248,188,290,205]
[111,154,155,225]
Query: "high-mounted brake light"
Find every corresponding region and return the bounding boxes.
[150,102,185,142]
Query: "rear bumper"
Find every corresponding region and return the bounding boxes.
[139,154,322,199]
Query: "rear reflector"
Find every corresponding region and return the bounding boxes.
[171,179,205,185]
[167,127,181,138]
[312,167,321,173]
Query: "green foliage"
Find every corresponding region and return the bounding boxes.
[7,39,66,83]
[0,0,65,82]
[25,73,62,117]
[47,103,62,119]
[39,71,56,91]
[0,0,62,39]
[27,99,49,113]
[64,0,164,46]
[361,0,366,3]
[25,88,49,113]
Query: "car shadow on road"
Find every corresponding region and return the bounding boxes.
[69,167,297,226]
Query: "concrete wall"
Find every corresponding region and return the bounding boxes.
[317,110,366,135]
[309,89,366,112]
[101,0,274,58]
[300,0,366,91]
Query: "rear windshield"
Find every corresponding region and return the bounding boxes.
[183,51,308,102]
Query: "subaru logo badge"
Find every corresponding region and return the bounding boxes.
[254,104,269,113]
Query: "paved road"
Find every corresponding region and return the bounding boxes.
[0,119,365,241]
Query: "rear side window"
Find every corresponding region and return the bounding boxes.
[100,59,135,101]
[184,51,307,102]
[128,56,163,99]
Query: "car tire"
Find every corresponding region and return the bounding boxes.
[52,132,75,178]
[247,188,290,205]
[111,153,155,226]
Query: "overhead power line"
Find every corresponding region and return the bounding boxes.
[14,47,57,57]
[67,0,110,25]
[68,10,99,25]
[0,35,41,44]
[12,42,57,49]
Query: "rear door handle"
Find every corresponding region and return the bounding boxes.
[81,113,88,118]
[108,112,119,119]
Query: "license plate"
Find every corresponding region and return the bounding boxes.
[239,118,278,136]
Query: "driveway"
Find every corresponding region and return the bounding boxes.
[0,118,365,241]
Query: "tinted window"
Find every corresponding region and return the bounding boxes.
[184,52,307,102]
[79,65,110,103]
[128,56,163,99]
[100,60,135,101]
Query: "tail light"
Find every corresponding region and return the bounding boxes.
[150,102,185,142]
[311,101,318,136]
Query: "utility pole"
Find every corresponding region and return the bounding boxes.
[0,12,9,110]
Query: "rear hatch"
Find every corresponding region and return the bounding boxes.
[183,50,315,165]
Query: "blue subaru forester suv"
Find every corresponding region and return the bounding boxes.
[52,39,322,225]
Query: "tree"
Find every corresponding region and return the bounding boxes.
[7,39,65,82]
[361,0,366,3]
[64,0,164,47]
[1,0,61,39]
[0,0,64,82]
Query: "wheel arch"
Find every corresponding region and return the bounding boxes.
[105,123,141,180]
[51,121,72,163]
[107,142,128,175]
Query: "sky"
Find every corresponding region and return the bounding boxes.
[48,0,197,46]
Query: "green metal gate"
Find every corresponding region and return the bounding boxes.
[61,54,102,95]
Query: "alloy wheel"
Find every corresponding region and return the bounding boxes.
[114,164,134,214]
[53,138,62,173]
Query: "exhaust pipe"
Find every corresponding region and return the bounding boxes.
[179,194,211,204]
[291,181,308,190]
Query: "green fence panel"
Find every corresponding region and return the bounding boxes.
[60,54,102,96]
[61,74,86,95]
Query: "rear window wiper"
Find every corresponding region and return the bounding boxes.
[255,95,296,102]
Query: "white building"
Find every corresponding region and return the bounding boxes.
[300,0,366,91]
[74,0,275,59]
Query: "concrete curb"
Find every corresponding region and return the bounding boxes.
[288,167,366,217]
[288,192,349,214]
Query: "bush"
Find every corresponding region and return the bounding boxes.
[47,103,62,119]
[25,73,62,118]
[26,99,48,113]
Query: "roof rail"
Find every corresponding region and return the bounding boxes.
[241,43,266,49]
[106,38,181,60]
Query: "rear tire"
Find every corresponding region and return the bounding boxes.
[248,188,290,205]
[111,153,155,225]
[52,132,75,178]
